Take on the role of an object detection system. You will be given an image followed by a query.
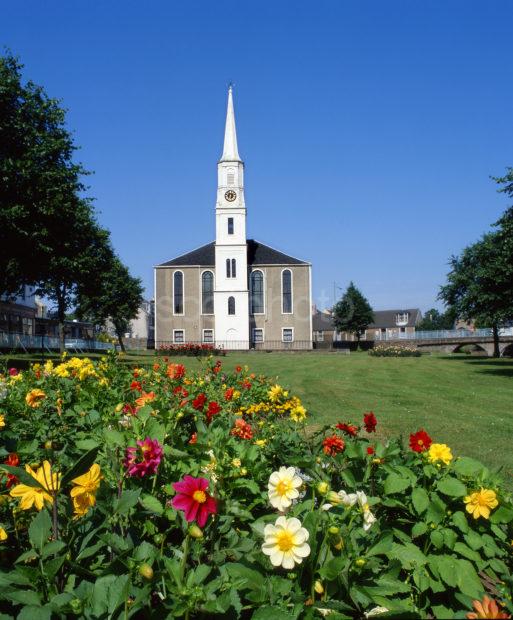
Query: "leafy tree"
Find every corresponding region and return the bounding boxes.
[417,308,456,331]
[76,256,144,352]
[332,282,374,346]
[0,53,88,296]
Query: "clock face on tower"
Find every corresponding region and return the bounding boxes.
[224,190,237,202]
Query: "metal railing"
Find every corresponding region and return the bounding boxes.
[0,332,114,352]
[156,340,313,351]
[374,328,513,341]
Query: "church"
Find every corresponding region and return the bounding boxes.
[154,87,312,350]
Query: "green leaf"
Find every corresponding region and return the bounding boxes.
[453,457,488,478]
[441,528,457,550]
[463,529,483,550]
[455,559,483,599]
[425,494,446,525]
[28,510,52,553]
[411,522,427,538]
[251,606,296,620]
[453,542,481,563]
[387,543,427,569]
[140,494,164,515]
[367,533,393,556]
[4,589,41,606]
[104,428,125,447]
[319,556,346,581]
[60,447,99,487]
[430,554,458,587]
[489,505,513,524]
[224,563,265,590]
[437,476,467,498]
[452,511,469,533]
[0,465,44,489]
[384,473,411,494]
[411,488,429,514]
[41,540,66,559]
[114,489,141,515]
[430,530,444,549]
[17,606,51,620]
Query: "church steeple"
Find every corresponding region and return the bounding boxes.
[220,85,241,162]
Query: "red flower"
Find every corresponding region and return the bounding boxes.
[367,446,375,455]
[206,401,221,423]
[189,433,197,445]
[224,387,234,401]
[171,475,217,527]
[124,437,163,477]
[192,393,207,411]
[231,418,253,440]
[123,403,136,416]
[363,412,377,433]
[130,380,142,392]
[242,380,252,390]
[336,422,359,437]
[323,434,345,456]
[8,368,19,377]
[409,429,432,453]
[167,363,186,379]
[4,453,20,488]
[133,370,140,378]
[235,365,242,373]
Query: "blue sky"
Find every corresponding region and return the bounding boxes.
[3,1,512,311]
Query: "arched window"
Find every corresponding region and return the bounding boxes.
[250,270,264,314]
[282,269,292,314]
[201,271,214,314]
[228,296,235,315]
[173,271,184,314]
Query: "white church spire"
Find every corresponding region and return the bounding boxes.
[220,85,241,162]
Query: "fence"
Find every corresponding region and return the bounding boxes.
[0,332,114,352]
[155,340,313,352]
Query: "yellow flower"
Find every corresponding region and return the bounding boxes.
[231,458,241,468]
[268,466,302,512]
[0,414,5,429]
[268,385,284,402]
[428,443,453,465]
[464,488,498,520]
[0,527,7,541]
[232,390,241,400]
[10,461,60,510]
[262,516,310,569]
[255,439,267,447]
[25,389,46,408]
[70,464,103,518]
[290,405,307,423]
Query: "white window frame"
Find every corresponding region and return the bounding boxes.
[200,270,215,316]
[396,312,409,326]
[282,327,294,343]
[172,270,185,316]
[173,329,185,344]
[202,329,214,343]
[281,268,293,314]
[314,330,324,342]
[249,269,265,315]
[252,327,264,344]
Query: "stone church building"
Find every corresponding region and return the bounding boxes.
[155,88,312,350]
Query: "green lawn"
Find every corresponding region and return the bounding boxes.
[3,350,513,482]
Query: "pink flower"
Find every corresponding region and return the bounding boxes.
[171,475,217,527]
[124,437,163,477]
[8,368,19,377]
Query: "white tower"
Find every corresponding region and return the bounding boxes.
[214,86,249,348]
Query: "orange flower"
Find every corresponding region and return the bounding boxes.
[153,363,160,371]
[135,391,156,408]
[25,389,46,408]
[467,595,510,619]
[167,364,185,379]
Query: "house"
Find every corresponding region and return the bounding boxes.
[0,285,37,335]
[154,87,312,350]
[312,308,423,344]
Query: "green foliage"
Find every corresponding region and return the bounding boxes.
[0,354,512,618]
[332,282,374,343]
[417,308,456,331]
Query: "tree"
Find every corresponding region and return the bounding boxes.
[332,282,374,346]
[417,307,457,331]
[438,233,511,357]
[0,53,89,296]
[76,256,144,352]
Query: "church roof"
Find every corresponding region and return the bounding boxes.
[157,240,309,267]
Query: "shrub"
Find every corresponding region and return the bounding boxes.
[369,343,422,357]
[0,354,511,618]
[156,343,225,356]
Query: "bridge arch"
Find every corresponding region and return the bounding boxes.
[501,343,513,358]
[452,343,488,355]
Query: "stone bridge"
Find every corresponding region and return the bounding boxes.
[385,335,513,357]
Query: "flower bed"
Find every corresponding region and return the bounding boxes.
[369,343,422,357]
[0,354,512,618]
[156,343,225,356]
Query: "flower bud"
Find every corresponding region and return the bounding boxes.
[44,440,53,450]
[188,524,204,539]
[316,481,329,495]
[139,563,154,580]
[115,403,123,412]
[314,580,324,594]
[328,526,340,535]
[355,558,366,567]
[326,491,342,505]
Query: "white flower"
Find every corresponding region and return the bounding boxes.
[262,515,310,569]
[356,491,377,532]
[268,466,302,512]
[321,489,357,511]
